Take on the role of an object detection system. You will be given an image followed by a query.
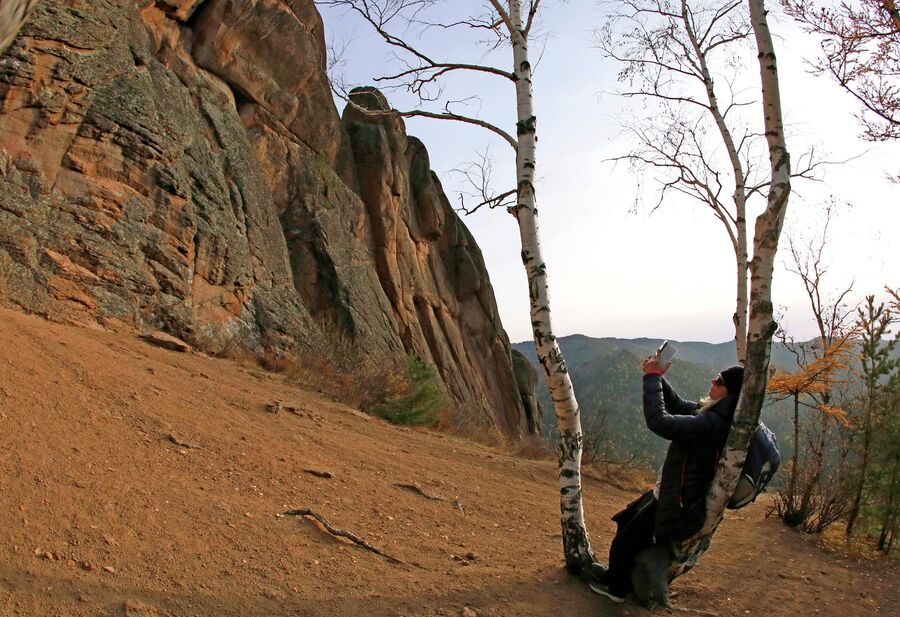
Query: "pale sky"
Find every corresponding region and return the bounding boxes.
[320,1,899,345]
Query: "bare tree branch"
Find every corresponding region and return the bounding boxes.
[318,0,516,103]
[524,0,543,36]
[450,146,517,214]
[783,0,900,142]
[403,108,518,148]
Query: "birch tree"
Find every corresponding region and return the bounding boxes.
[317,0,595,574]
[599,0,821,363]
[669,0,793,577]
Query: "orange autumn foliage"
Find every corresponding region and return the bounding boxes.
[767,336,855,413]
[816,404,851,428]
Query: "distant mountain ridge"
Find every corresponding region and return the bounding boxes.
[512,334,804,371]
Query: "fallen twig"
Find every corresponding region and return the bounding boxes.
[283,508,406,566]
[394,483,445,501]
[166,434,201,449]
[665,607,720,617]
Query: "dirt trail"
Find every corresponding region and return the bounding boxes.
[0,308,896,617]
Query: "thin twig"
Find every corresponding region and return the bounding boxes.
[394,482,445,501]
[665,606,720,617]
[283,508,407,566]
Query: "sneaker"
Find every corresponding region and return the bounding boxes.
[589,562,608,581]
[589,581,625,604]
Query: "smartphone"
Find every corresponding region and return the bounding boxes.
[656,340,677,365]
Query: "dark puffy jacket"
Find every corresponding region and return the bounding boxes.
[642,374,737,540]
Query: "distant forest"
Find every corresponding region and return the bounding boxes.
[513,335,821,471]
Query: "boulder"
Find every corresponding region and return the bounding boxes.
[512,349,543,435]
[139,330,192,353]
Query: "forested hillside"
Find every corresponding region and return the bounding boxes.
[512,336,798,466]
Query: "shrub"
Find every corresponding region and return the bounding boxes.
[368,355,445,426]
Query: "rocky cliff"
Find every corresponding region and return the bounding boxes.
[0,0,536,436]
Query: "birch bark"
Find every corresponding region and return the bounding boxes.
[670,0,791,576]
[490,0,595,574]
[0,0,37,54]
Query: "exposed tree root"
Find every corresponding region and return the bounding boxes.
[394,483,445,501]
[283,508,407,566]
[166,434,201,449]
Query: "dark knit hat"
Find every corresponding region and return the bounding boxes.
[719,365,745,396]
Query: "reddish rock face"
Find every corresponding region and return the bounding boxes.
[0,0,537,437]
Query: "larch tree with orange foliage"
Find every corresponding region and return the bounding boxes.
[767,204,857,531]
[767,336,854,528]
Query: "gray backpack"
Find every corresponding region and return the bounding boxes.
[727,422,781,509]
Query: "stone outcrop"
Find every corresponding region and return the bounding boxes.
[0,0,538,437]
[511,348,543,435]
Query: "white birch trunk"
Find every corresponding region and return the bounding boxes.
[681,0,749,363]
[670,0,790,577]
[0,0,37,55]
[494,0,595,574]
[734,239,749,364]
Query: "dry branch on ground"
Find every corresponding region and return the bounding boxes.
[283,507,407,566]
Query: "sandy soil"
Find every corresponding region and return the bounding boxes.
[0,308,896,617]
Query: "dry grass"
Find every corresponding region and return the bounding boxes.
[188,313,397,412]
[584,460,655,494]
[818,525,899,561]
[257,345,394,411]
[193,322,654,488]
[441,411,509,449]
[509,435,555,460]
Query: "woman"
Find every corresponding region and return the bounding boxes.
[590,356,744,604]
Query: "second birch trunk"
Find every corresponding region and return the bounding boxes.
[670,0,791,576]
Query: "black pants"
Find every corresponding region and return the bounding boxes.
[606,490,658,596]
